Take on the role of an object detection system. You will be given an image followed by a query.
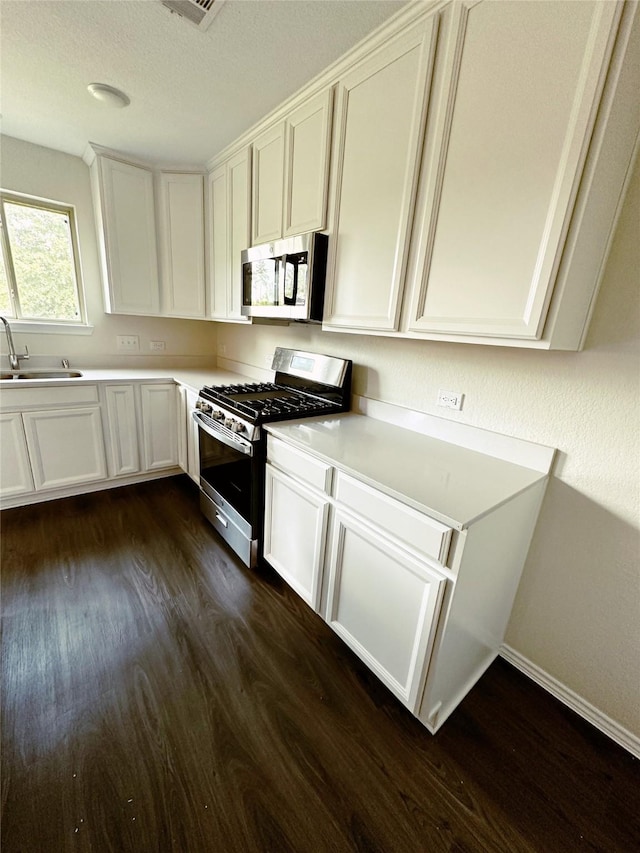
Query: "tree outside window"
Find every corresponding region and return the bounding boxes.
[0,192,86,324]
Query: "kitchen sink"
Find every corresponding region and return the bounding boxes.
[1,370,84,380]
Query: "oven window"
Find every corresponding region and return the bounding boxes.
[199,428,253,521]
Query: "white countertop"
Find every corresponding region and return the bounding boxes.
[265,413,548,530]
[0,366,255,393]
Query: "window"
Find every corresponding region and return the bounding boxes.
[0,191,86,325]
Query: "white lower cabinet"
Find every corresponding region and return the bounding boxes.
[0,413,34,498]
[0,380,182,509]
[140,383,178,471]
[104,384,140,477]
[177,384,200,484]
[325,508,445,712]
[23,407,107,491]
[264,423,552,734]
[263,463,329,611]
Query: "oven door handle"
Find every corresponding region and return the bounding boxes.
[192,411,254,456]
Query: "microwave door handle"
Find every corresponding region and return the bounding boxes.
[282,255,298,305]
[278,255,287,306]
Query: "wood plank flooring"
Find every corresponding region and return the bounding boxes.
[2,476,638,852]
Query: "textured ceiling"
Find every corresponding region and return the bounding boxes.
[0,0,409,168]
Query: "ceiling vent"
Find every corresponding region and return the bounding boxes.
[161,0,226,31]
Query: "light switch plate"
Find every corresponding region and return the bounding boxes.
[116,335,139,353]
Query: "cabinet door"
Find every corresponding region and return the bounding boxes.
[283,89,333,236]
[208,149,251,321]
[323,16,439,332]
[177,385,199,483]
[228,149,252,319]
[263,464,329,612]
[99,157,160,315]
[140,384,178,471]
[406,0,621,339]
[325,509,445,712]
[208,163,229,319]
[0,413,34,498]
[104,385,140,477]
[23,408,107,491]
[158,172,205,318]
[252,123,285,244]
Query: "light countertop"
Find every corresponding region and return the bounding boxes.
[0,365,256,393]
[265,413,547,530]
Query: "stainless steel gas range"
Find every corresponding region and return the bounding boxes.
[193,347,352,567]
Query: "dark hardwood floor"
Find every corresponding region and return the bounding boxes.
[1,477,638,853]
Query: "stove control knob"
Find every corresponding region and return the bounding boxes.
[226,418,245,434]
[197,401,212,414]
[211,409,225,421]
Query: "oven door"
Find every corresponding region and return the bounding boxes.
[193,411,262,566]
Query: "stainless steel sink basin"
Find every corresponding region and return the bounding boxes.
[0,370,84,380]
[16,370,84,379]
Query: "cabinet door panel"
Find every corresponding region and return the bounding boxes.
[159,172,205,317]
[263,465,328,612]
[323,17,439,331]
[228,148,252,319]
[23,408,107,491]
[325,510,445,711]
[208,163,229,318]
[208,150,251,321]
[283,89,333,236]
[407,0,621,338]
[0,413,34,498]
[100,157,160,315]
[177,385,200,483]
[140,384,178,471]
[252,124,285,244]
[104,385,140,477]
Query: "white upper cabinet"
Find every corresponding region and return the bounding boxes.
[208,147,252,321]
[252,124,285,245]
[404,0,623,341]
[322,17,439,332]
[251,89,333,245]
[158,172,206,318]
[90,154,160,315]
[282,89,333,237]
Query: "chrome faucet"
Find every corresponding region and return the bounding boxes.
[0,315,29,370]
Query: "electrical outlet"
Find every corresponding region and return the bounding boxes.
[116,335,139,353]
[437,390,464,410]
[217,343,227,356]
[149,340,166,352]
[263,352,274,368]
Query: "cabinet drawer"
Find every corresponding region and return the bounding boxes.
[0,384,99,411]
[267,437,332,493]
[335,471,451,565]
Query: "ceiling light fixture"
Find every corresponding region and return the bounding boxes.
[87,83,130,108]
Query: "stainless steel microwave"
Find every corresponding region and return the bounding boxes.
[241,232,328,322]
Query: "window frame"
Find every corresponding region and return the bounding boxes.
[0,189,90,329]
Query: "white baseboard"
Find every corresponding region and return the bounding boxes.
[0,467,184,511]
[500,645,640,760]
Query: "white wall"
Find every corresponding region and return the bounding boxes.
[216,155,640,738]
[0,135,217,367]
